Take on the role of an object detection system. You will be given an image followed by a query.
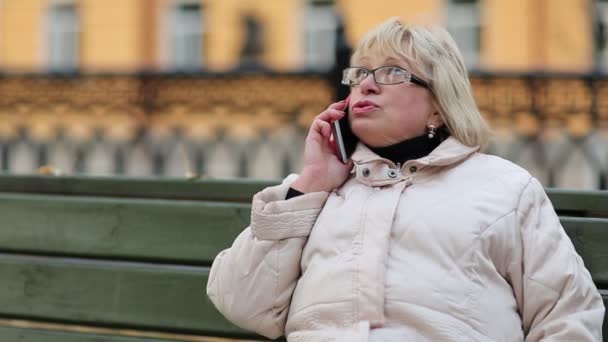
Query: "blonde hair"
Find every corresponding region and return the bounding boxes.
[350,17,492,150]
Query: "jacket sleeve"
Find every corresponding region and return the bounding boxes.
[206,175,329,339]
[507,177,605,341]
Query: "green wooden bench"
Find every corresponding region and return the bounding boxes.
[0,174,605,341]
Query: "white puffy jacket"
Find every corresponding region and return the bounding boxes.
[207,137,604,341]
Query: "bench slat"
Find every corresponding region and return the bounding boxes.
[0,175,274,203]
[0,252,603,341]
[1,194,607,284]
[0,175,606,217]
[0,193,249,265]
[547,189,608,217]
[0,253,259,339]
[561,218,608,286]
[0,326,178,342]
[0,318,257,342]
[0,252,602,341]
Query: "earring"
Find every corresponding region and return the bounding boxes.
[427,125,437,139]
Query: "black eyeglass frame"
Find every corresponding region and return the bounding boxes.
[341,66,432,90]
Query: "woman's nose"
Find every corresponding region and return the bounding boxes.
[358,73,380,94]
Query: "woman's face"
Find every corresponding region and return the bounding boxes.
[348,55,442,147]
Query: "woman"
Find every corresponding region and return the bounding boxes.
[207,17,604,341]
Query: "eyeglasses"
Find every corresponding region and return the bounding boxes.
[341,66,431,90]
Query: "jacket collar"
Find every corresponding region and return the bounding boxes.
[350,137,479,187]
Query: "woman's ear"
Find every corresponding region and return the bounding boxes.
[429,111,445,128]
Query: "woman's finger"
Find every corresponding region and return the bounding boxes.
[327,100,348,111]
[310,118,331,138]
[315,108,345,123]
[307,121,334,151]
[319,119,331,138]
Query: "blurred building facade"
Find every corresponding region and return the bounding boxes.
[0,0,607,189]
[0,0,599,72]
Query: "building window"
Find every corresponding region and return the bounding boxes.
[172,2,203,70]
[303,0,338,71]
[239,15,265,68]
[446,0,481,69]
[595,0,608,69]
[47,3,80,72]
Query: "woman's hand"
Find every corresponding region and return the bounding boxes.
[291,100,354,193]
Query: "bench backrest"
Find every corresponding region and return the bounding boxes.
[0,175,605,341]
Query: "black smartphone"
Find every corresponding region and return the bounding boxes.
[331,101,358,164]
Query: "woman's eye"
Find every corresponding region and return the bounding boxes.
[387,68,402,75]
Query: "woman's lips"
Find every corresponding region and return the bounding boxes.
[351,105,380,115]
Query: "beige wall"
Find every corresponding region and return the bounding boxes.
[0,0,44,71]
[204,0,237,70]
[206,0,300,70]
[482,0,592,71]
[542,0,592,71]
[0,0,597,72]
[338,0,442,46]
[482,0,534,70]
[80,0,147,72]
